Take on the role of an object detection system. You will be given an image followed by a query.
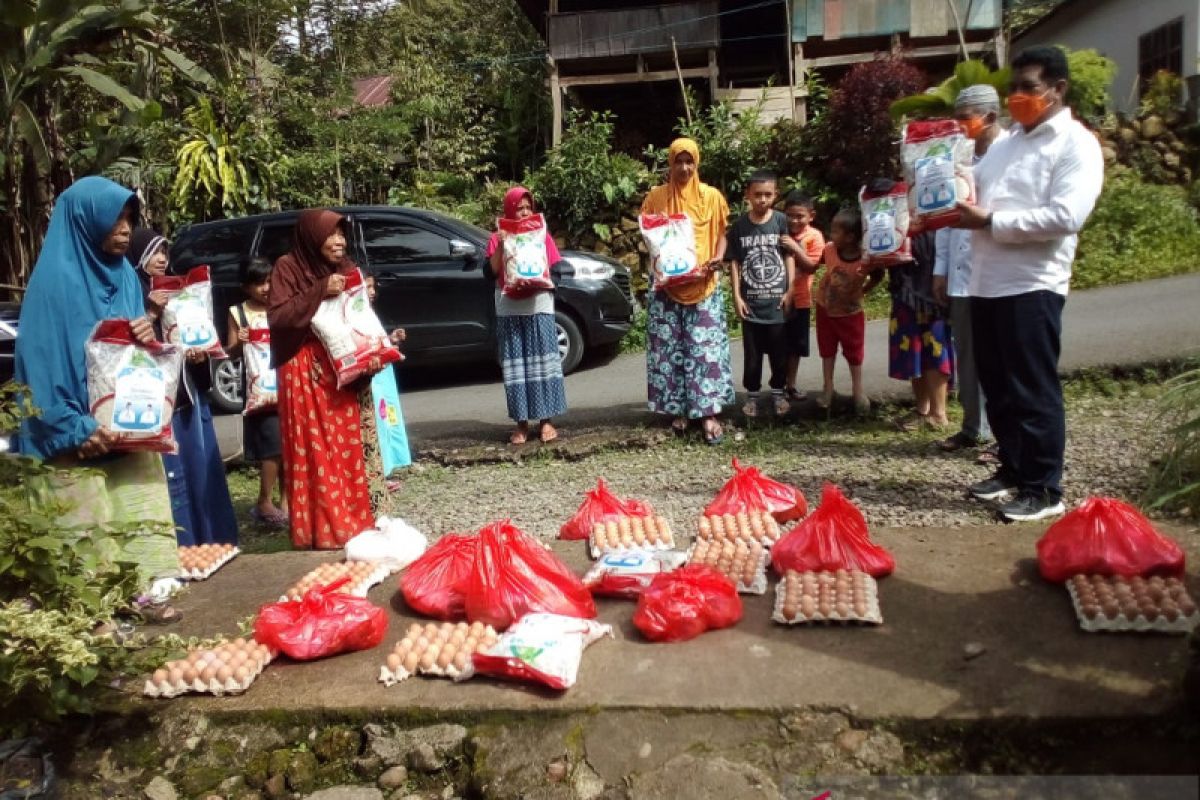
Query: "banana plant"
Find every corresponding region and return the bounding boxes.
[889,59,1011,121]
[0,0,212,290]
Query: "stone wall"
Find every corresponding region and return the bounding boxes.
[1099,111,1197,185]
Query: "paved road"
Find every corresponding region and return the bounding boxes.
[216,273,1200,455]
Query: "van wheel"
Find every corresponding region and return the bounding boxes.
[555,311,584,375]
[208,358,245,414]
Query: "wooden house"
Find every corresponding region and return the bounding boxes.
[516,0,1005,145]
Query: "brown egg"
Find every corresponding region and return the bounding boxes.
[402,651,420,673]
[781,601,798,620]
[698,517,712,537]
[834,603,850,617]
[200,665,217,683]
[452,651,471,672]
[436,647,455,670]
[799,596,817,617]
[418,649,437,671]
[1161,601,1179,622]
[152,668,169,683]
[470,621,485,636]
[233,665,250,683]
[1178,599,1197,616]
[216,665,233,682]
[386,653,403,670]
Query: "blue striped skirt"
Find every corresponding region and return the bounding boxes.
[497,313,568,422]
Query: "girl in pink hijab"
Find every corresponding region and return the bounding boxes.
[485,186,568,445]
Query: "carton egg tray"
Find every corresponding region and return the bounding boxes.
[379,621,500,685]
[685,538,769,595]
[589,516,675,559]
[143,639,275,698]
[282,560,394,601]
[1066,574,1199,634]
[178,544,239,580]
[697,511,782,548]
[772,570,882,625]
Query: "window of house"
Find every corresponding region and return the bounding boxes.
[1138,16,1184,85]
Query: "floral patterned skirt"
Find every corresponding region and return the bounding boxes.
[646,285,735,418]
[278,339,375,550]
[888,299,955,383]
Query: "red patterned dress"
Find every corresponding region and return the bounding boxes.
[278,337,374,549]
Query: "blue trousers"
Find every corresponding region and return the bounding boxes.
[163,397,240,546]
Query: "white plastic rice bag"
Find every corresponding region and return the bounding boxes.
[859,181,913,265]
[153,266,226,358]
[310,268,401,389]
[639,213,702,290]
[86,318,183,453]
[242,327,277,414]
[901,119,975,233]
[345,516,428,570]
[471,613,612,690]
[582,549,689,599]
[498,213,554,298]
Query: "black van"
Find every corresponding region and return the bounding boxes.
[170,206,635,412]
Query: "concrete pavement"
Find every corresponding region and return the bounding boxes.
[165,521,1199,720]
[215,274,1200,455]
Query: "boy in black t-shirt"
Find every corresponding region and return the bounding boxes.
[727,170,795,417]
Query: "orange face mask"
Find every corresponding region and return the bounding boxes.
[957,115,988,140]
[1008,90,1053,128]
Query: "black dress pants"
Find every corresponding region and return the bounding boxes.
[742,320,789,393]
[971,290,1066,501]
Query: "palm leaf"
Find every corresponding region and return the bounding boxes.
[57,65,144,112]
[158,46,213,87]
[12,100,50,171]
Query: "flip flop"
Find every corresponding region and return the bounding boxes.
[509,429,528,446]
[539,423,559,443]
[670,417,688,436]
[251,507,288,527]
[703,420,724,446]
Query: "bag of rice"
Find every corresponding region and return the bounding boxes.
[859,181,913,266]
[901,119,974,233]
[498,213,554,298]
[640,213,702,290]
[242,327,277,414]
[86,319,184,453]
[152,266,226,358]
[310,268,401,389]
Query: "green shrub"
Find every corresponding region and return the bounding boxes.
[1062,47,1116,123]
[0,384,148,733]
[1147,363,1200,516]
[1074,168,1200,289]
[525,109,651,240]
[665,95,773,199]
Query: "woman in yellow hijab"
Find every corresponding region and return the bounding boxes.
[641,137,734,444]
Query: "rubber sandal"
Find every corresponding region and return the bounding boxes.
[133,602,183,626]
[741,399,759,418]
[251,507,288,527]
[937,432,974,452]
[508,429,528,446]
[670,418,688,436]
[773,395,791,416]
[539,423,558,443]
[976,444,1001,465]
[703,420,724,446]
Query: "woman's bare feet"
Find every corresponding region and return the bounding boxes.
[509,422,529,445]
[539,420,558,442]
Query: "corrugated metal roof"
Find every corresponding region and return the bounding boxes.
[353,75,394,108]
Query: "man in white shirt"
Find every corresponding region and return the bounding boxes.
[955,47,1104,522]
[934,84,1009,456]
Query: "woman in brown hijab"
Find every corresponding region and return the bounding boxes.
[268,209,381,549]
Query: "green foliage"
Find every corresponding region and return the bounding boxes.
[1074,168,1200,289]
[1140,70,1185,118]
[1062,47,1116,122]
[0,383,147,733]
[667,94,773,198]
[890,59,1010,120]
[1146,363,1200,515]
[172,95,276,220]
[525,110,651,238]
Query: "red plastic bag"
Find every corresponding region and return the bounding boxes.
[559,478,654,540]
[705,458,808,523]
[632,565,743,642]
[771,483,895,578]
[465,520,596,629]
[1036,496,1186,583]
[253,577,387,661]
[400,533,478,619]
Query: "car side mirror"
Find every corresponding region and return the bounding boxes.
[449,240,477,259]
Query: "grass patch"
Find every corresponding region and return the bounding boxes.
[225,465,292,554]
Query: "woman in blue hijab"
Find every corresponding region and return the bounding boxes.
[16,176,181,615]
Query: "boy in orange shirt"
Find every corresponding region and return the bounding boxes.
[780,192,825,401]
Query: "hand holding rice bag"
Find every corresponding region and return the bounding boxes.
[85,319,183,453]
[640,213,703,290]
[901,120,975,233]
[859,181,913,266]
[242,327,277,414]
[310,268,401,389]
[498,213,554,298]
[152,266,226,358]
